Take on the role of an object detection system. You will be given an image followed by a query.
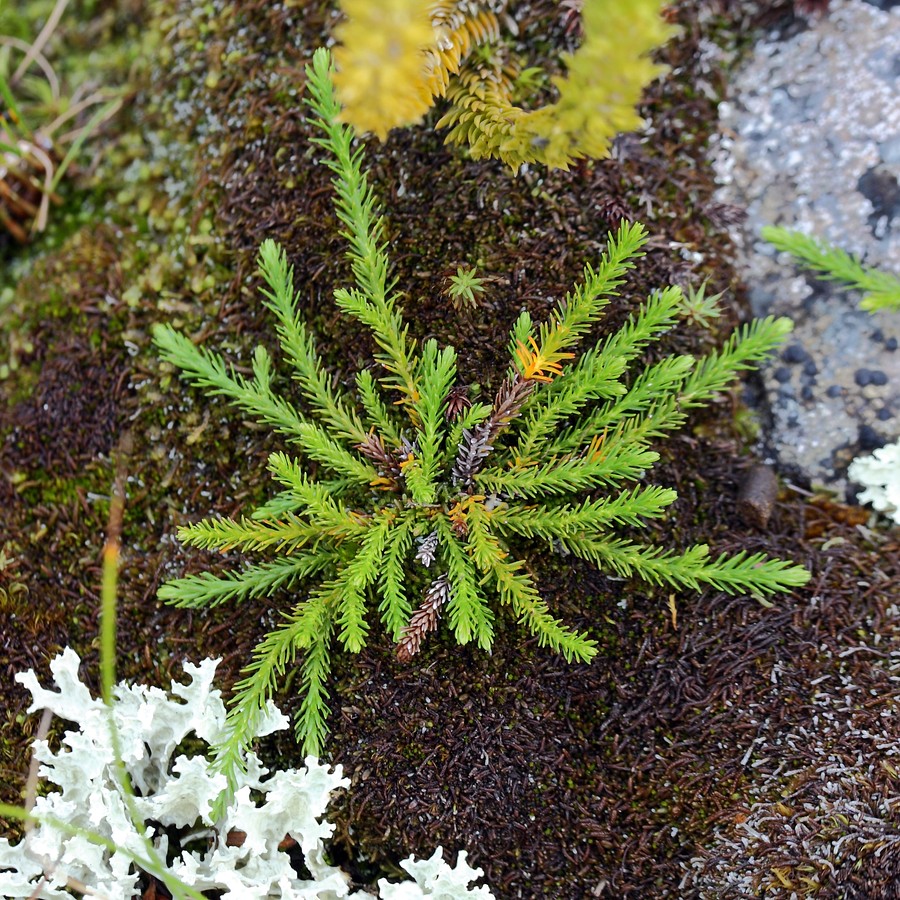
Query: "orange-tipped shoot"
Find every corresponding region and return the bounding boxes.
[515,336,573,383]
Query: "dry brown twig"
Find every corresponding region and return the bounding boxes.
[396,574,452,661]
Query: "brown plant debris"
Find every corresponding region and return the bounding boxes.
[396,573,452,662]
[452,374,535,489]
[356,431,405,491]
[444,384,471,421]
[414,530,440,568]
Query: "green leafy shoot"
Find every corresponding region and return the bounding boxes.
[763,225,900,313]
[678,281,723,329]
[447,265,487,308]
[304,47,419,412]
[0,70,24,137]
[153,48,809,802]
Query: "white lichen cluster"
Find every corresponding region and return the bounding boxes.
[848,439,900,525]
[0,650,493,899]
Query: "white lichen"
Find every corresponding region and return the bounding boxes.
[0,650,494,899]
[848,439,900,525]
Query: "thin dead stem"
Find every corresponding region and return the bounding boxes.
[47,91,122,141]
[0,36,59,98]
[12,0,71,87]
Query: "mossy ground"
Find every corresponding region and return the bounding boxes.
[2,1,899,897]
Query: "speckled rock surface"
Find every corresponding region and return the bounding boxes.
[714,0,900,495]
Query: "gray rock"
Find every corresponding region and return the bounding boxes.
[713,0,900,491]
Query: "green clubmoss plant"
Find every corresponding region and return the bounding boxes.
[153,48,809,794]
[446,264,487,309]
[762,225,900,314]
[678,281,724,330]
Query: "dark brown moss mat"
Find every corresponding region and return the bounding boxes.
[309,452,898,897]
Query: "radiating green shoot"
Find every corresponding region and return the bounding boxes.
[154,49,809,801]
